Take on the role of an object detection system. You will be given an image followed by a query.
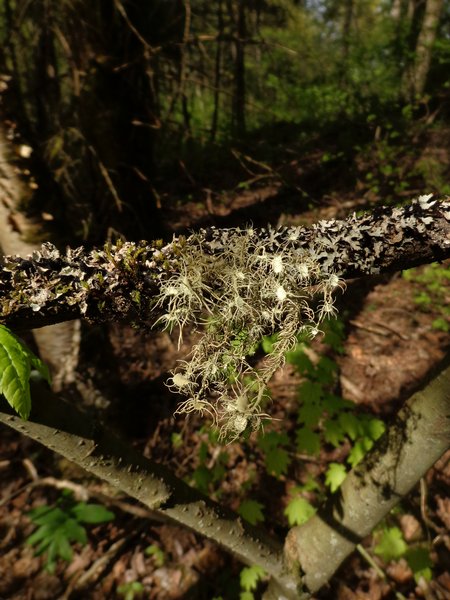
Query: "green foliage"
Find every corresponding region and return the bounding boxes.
[0,325,50,419]
[258,431,291,477]
[324,463,347,493]
[192,441,229,495]
[27,491,114,573]
[240,565,266,594]
[287,320,385,488]
[374,526,433,582]
[403,263,450,331]
[117,581,144,600]
[238,500,265,526]
[145,544,165,567]
[284,496,316,526]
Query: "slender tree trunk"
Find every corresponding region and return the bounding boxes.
[210,0,223,142]
[233,0,246,136]
[341,0,354,65]
[402,0,444,98]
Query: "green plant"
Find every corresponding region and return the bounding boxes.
[240,564,266,600]
[26,491,114,573]
[117,581,145,600]
[145,544,165,567]
[191,436,229,496]
[238,499,265,526]
[403,263,450,331]
[374,526,433,583]
[288,320,385,484]
[0,324,50,419]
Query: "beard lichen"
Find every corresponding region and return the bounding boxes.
[154,226,345,440]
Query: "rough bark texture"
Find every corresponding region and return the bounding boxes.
[1,195,449,331]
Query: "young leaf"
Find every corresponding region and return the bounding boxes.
[324,463,347,492]
[284,497,316,526]
[238,500,265,525]
[347,437,374,467]
[71,502,115,524]
[297,401,323,428]
[240,565,265,592]
[145,544,165,567]
[374,527,408,562]
[0,324,50,419]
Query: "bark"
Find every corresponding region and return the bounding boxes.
[265,356,450,597]
[1,195,450,331]
[0,383,301,599]
[403,0,444,98]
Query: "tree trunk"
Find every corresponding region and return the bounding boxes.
[402,0,444,98]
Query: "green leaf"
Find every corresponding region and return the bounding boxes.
[63,518,88,545]
[347,437,374,467]
[338,412,363,440]
[192,465,213,493]
[0,324,50,419]
[238,500,265,525]
[432,317,449,332]
[71,502,115,524]
[145,544,165,567]
[240,565,265,592]
[362,417,385,441]
[285,348,314,374]
[258,430,289,452]
[264,446,291,477]
[374,527,408,562]
[405,546,433,582]
[324,419,346,447]
[324,463,347,492]
[298,381,322,404]
[316,356,337,384]
[54,530,73,562]
[284,497,316,526]
[297,401,322,427]
[296,427,320,455]
[240,593,254,600]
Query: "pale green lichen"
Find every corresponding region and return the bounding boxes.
[154,227,345,440]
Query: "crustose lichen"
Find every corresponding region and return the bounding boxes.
[154,226,345,440]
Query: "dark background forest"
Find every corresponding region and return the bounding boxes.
[0,1,450,599]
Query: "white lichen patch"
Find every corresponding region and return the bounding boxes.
[154,227,345,440]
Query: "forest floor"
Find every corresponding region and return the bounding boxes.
[1,123,450,599]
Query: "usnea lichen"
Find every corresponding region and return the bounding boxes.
[155,226,345,440]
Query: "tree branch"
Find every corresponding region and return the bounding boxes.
[0,383,302,598]
[265,356,450,597]
[1,195,449,331]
